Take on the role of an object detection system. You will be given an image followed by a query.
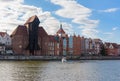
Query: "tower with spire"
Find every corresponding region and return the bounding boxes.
[56,24,66,38]
[56,24,68,56]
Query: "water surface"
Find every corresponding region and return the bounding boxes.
[0,60,120,81]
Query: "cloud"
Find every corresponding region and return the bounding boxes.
[104,32,113,35]
[0,0,73,35]
[103,32,113,40]
[99,8,119,13]
[50,0,99,38]
[112,27,118,31]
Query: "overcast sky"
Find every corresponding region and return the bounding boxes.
[0,0,120,43]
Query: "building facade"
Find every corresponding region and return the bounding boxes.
[11,15,120,56]
[0,32,11,54]
[0,32,11,46]
[104,42,120,56]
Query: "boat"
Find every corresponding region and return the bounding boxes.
[61,57,67,63]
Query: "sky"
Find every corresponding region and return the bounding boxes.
[0,0,120,43]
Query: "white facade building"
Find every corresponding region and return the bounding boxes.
[0,32,11,46]
[85,38,89,54]
[0,32,11,54]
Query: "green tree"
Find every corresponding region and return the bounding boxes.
[100,45,107,56]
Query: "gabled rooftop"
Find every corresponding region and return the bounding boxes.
[0,32,7,37]
[38,26,48,37]
[105,42,118,49]
[11,25,27,37]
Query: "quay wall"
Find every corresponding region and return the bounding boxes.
[0,55,120,60]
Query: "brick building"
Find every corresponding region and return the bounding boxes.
[11,15,120,56]
[55,24,68,56]
[11,15,60,56]
[104,42,120,56]
[73,35,81,56]
[11,15,83,56]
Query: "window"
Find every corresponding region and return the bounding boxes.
[7,38,9,40]
[69,36,73,48]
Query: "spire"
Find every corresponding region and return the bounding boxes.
[60,23,62,29]
[56,23,66,37]
[57,23,65,34]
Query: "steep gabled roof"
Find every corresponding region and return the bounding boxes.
[38,26,48,37]
[105,42,118,49]
[0,32,6,37]
[112,43,118,48]
[104,42,110,47]
[11,25,27,37]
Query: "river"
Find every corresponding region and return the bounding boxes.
[0,60,120,81]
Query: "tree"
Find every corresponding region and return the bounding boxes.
[100,44,107,56]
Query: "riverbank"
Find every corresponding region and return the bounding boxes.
[0,55,120,60]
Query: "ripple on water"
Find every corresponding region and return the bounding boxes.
[0,60,120,81]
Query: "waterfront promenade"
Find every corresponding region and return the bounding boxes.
[0,55,120,60]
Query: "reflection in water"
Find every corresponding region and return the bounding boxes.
[11,61,45,81]
[0,61,47,81]
[0,60,120,81]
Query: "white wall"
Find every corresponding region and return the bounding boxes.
[0,33,11,46]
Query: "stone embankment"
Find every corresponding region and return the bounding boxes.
[0,55,120,60]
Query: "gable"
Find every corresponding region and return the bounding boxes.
[109,44,113,49]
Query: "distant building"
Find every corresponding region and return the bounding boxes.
[0,32,11,54]
[11,16,49,55]
[73,35,81,56]
[48,35,58,56]
[56,24,68,56]
[0,44,5,54]
[11,15,120,56]
[104,42,119,56]
[84,38,89,54]
[0,32,11,46]
[81,36,85,54]
[93,39,102,55]
[68,36,73,55]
